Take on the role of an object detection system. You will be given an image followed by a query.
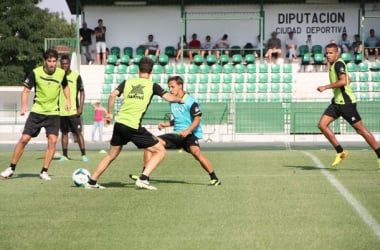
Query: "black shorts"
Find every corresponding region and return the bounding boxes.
[60,115,82,134]
[110,122,159,148]
[23,112,60,137]
[323,102,362,125]
[368,48,378,55]
[159,133,200,153]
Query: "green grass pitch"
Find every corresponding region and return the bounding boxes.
[0,145,380,249]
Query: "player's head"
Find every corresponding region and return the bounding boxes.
[325,43,339,63]
[60,54,71,72]
[43,49,59,73]
[139,57,154,74]
[167,75,184,97]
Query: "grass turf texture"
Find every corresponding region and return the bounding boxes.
[0,148,380,249]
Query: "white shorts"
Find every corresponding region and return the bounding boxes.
[96,42,106,53]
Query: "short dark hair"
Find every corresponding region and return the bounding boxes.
[44,49,59,60]
[98,19,103,23]
[325,43,339,51]
[139,57,154,73]
[60,54,70,62]
[167,75,184,86]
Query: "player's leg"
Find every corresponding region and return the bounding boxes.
[71,116,88,162]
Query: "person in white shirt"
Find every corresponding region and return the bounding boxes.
[285,31,298,62]
[144,34,160,57]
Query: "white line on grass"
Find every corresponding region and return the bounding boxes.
[303,151,380,240]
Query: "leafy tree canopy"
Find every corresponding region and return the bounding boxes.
[0,0,76,85]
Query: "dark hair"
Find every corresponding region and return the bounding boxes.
[98,19,103,23]
[60,54,70,62]
[139,57,154,73]
[44,49,59,60]
[167,75,184,86]
[325,43,339,51]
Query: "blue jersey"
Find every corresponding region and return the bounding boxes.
[171,94,203,139]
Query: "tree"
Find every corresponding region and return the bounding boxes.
[0,0,75,86]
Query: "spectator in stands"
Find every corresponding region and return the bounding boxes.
[84,57,184,190]
[201,35,214,57]
[285,31,298,62]
[1,49,71,180]
[94,19,107,65]
[58,55,88,163]
[338,33,351,53]
[317,43,380,170]
[252,34,266,58]
[352,34,363,55]
[187,33,202,63]
[91,101,107,143]
[364,29,380,62]
[215,34,230,59]
[129,75,221,186]
[79,22,94,65]
[143,34,160,57]
[266,31,282,63]
[175,35,188,62]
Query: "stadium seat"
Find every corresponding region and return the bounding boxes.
[175,64,186,74]
[133,54,142,64]
[257,83,268,92]
[210,83,220,93]
[158,54,169,66]
[350,82,358,91]
[110,46,121,58]
[104,64,115,74]
[341,52,351,63]
[232,54,243,65]
[234,64,245,73]
[221,93,232,101]
[311,45,323,55]
[270,93,281,102]
[128,64,139,74]
[358,62,369,72]
[164,46,176,57]
[271,73,281,83]
[136,46,145,56]
[194,54,205,66]
[123,47,133,58]
[209,93,219,102]
[358,72,369,82]
[222,83,232,93]
[259,63,268,73]
[222,64,233,74]
[244,53,256,64]
[246,82,256,92]
[115,74,126,84]
[257,93,268,102]
[283,93,292,103]
[187,64,198,74]
[186,82,196,93]
[206,54,217,66]
[199,64,210,74]
[354,53,363,64]
[346,62,357,72]
[220,54,230,65]
[234,73,245,83]
[359,93,370,101]
[246,93,256,102]
[164,64,174,74]
[246,74,256,83]
[147,54,156,63]
[271,64,281,73]
[151,74,161,84]
[198,74,209,84]
[282,63,293,73]
[234,82,244,93]
[270,83,281,93]
[282,83,292,93]
[246,64,256,73]
[359,82,370,91]
[298,45,309,57]
[223,74,233,84]
[187,74,197,84]
[348,72,357,82]
[104,74,114,84]
[258,73,269,83]
[230,45,241,56]
[120,54,130,66]
[234,93,245,102]
[117,64,127,74]
[282,73,293,83]
[106,54,117,65]
[198,82,208,92]
[211,64,222,74]
[210,74,221,84]
[300,53,311,71]
[152,64,163,74]
[102,84,112,94]
[372,72,380,82]
[313,53,325,71]
[373,92,380,101]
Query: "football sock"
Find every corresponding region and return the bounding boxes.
[139,174,149,181]
[88,178,97,185]
[62,149,68,157]
[41,167,48,174]
[209,171,217,180]
[334,145,343,153]
[80,149,86,156]
[375,148,380,158]
[9,163,16,171]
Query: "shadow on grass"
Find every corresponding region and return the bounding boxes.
[283,165,365,172]
[150,178,207,186]
[14,173,41,178]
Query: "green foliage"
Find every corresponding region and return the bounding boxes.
[0,0,75,86]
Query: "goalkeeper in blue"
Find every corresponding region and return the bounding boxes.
[130,75,221,186]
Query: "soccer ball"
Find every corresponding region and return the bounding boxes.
[72,168,91,187]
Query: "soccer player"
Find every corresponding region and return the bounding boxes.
[85,57,183,190]
[317,43,380,169]
[58,54,89,162]
[1,49,71,180]
[130,75,221,186]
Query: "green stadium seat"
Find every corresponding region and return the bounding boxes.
[283,93,292,102]
[194,54,205,66]
[175,64,186,74]
[298,45,309,57]
[206,54,217,66]
[234,73,245,83]
[128,64,139,74]
[257,83,268,93]
[257,93,268,102]
[187,74,197,84]
[164,46,176,57]
[358,72,369,82]
[198,74,209,84]
[234,64,245,73]
[151,74,161,84]
[164,64,174,74]
[246,64,256,73]
[230,45,241,56]
[372,72,380,82]
[199,64,210,74]
[282,73,293,83]
[104,74,114,84]
[246,82,256,92]
[104,64,115,74]
[120,54,130,66]
[221,93,232,101]
[198,82,208,92]
[270,83,281,93]
[373,92,380,101]
[133,54,142,64]
[259,63,268,73]
[209,93,219,102]
[209,83,220,93]
[358,62,369,72]
[186,82,196,93]
[232,54,243,65]
[211,64,222,74]
[158,54,169,66]
[110,46,120,58]
[136,46,145,56]
[196,93,208,102]
[282,83,292,93]
[359,93,370,101]
[271,63,281,73]
[106,54,117,65]
[210,74,221,84]
[301,53,311,65]
[244,53,256,64]
[354,53,363,64]
[234,93,245,102]
[222,83,232,93]
[245,93,256,102]
[152,64,163,74]
[341,52,351,63]
[258,73,268,83]
[312,45,323,54]
[270,93,281,102]
[220,54,230,65]
[359,82,370,91]
[223,74,233,84]
[313,53,325,66]
[234,82,244,93]
[271,73,281,83]
[348,72,357,82]
[117,64,127,74]
[350,82,358,91]
[186,64,198,74]
[115,74,126,84]
[102,84,112,93]
[346,62,357,72]
[147,54,156,63]
[247,73,256,83]
[222,64,233,74]
[282,64,293,73]
[123,47,133,57]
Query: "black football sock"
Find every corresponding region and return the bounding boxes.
[62,149,68,157]
[334,145,343,153]
[139,174,149,181]
[41,167,48,174]
[80,149,86,156]
[209,171,217,180]
[9,163,16,171]
[375,148,380,158]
